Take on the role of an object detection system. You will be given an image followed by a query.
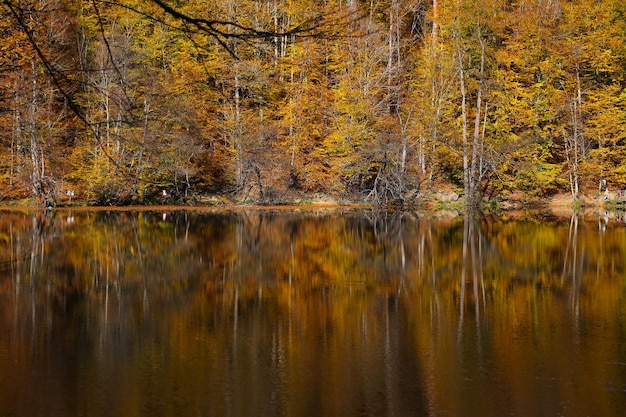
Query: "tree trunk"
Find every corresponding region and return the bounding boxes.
[29,61,43,200]
[456,27,487,208]
[456,36,472,205]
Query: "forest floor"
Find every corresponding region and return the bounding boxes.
[547,193,602,210]
[538,192,618,220]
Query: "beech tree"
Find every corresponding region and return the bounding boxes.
[1,0,79,204]
[1,0,626,206]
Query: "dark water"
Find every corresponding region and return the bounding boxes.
[0,208,625,417]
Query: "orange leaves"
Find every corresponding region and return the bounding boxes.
[2,0,626,204]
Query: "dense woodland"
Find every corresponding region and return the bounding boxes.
[1,0,625,207]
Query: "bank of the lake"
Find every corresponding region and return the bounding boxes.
[0,190,618,215]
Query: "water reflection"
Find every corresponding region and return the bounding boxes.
[0,209,625,417]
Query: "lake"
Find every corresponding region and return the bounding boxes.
[0,208,625,417]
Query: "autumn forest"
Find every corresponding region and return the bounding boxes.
[1,0,625,207]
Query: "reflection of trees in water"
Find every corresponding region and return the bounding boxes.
[562,213,586,330]
[2,210,626,416]
[458,211,487,343]
[361,209,420,291]
[2,209,621,340]
[1,211,210,357]
[0,211,53,344]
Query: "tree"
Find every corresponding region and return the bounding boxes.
[1,0,353,204]
[558,0,626,194]
[2,0,626,207]
[1,0,79,204]
[433,0,501,206]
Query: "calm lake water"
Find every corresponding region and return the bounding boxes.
[0,208,625,417]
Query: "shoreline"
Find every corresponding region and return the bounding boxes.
[0,192,617,215]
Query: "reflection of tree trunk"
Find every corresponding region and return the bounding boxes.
[29,214,49,279]
[458,212,484,341]
[233,287,239,347]
[11,222,19,335]
[427,221,439,313]
[470,218,479,325]
[459,215,468,338]
[398,234,407,295]
[131,214,148,312]
[562,214,581,317]
[469,215,485,350]
[16,213,51,336]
